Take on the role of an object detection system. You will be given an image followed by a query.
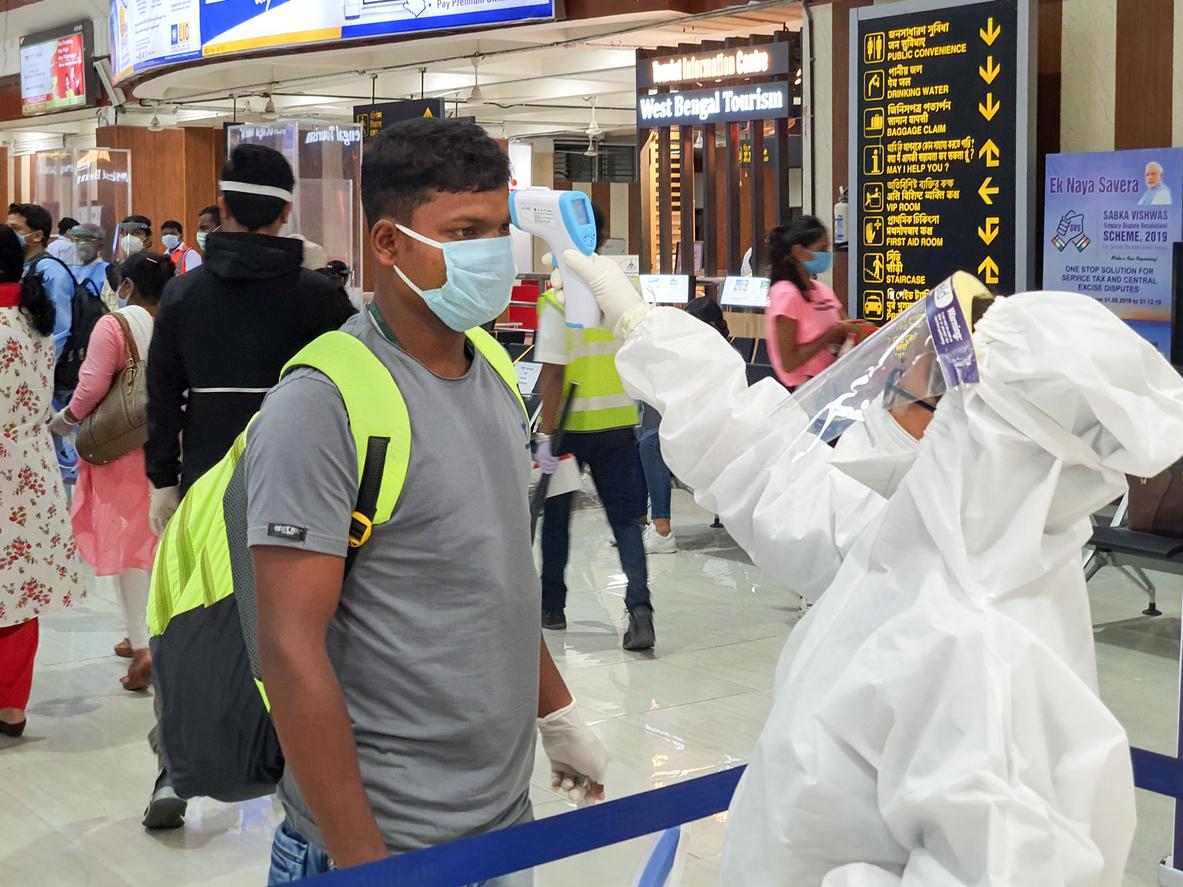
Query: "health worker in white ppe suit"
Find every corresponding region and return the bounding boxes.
[550,253,1183,887]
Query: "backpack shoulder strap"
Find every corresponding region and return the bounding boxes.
[282,331,410,538]
[466,326,527,421]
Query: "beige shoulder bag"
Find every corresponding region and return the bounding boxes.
[76,312,149,465]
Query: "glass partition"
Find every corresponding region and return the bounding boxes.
[228,121,364,304]
[30,148,132,257]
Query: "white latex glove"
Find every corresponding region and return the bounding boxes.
[559,250,651,340]
[535,439,560,476]
[48,409,78,437]
[538,700,607,806]
[150,485,182,537]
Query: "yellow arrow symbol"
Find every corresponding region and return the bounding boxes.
[979,93,1001,121]
[980,16,1001,45]
[979,138,1000,167]
[979,55,1000,85]
[978,177,1000,205]
[977,255,1000,285]
[978,217,1000,246]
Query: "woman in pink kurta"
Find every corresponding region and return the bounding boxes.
[764,216,854,389]
[50,253,175,691]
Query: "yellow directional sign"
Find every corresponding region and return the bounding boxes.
[864,32,886,64]
[864,252,885,284]
[864,145,885,177]
[423,108,434,118]
[978,255,1000,285]
[863,290,885,321]
[864,70,885,101]
[863,216,885,247]
[864,107,885,137]
[979,56,1000,85]
[979,138,1001,168]
[979,93,1000,121]
[863,182,884,213]
[980,16,1001,46]
[978,217,1000,246]
[978,177,1000,205]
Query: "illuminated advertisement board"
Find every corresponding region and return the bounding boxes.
[112,0,555,82]
[21,22,94,116]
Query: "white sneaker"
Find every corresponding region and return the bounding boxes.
[644,523,678,554]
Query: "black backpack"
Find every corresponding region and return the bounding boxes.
[29,252,108,392]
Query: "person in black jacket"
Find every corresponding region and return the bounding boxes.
[146,144,355,526]
[141,143,354,830]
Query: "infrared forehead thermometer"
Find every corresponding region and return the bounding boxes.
[509,188,600,329]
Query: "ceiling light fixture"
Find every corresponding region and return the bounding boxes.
[262,92,278,120]
[147,113,164,132]
[467,57,486,106]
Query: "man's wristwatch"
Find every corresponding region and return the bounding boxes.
[533,431,553,444]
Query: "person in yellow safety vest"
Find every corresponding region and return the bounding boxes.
[534,204,655,652]
[160,220,203,275]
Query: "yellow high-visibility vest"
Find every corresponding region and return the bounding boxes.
[538,290,638,432]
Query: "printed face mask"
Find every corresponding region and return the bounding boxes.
[393,224,517,332]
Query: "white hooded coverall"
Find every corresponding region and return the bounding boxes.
[612,290,1183,887]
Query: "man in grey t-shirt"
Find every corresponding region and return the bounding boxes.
[248,119,608,883]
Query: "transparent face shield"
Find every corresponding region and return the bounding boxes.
[784,271,992,453]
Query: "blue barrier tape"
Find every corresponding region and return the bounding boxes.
[307,745,1183,885]
[311,766,745,886]
[1132,746,1183,800]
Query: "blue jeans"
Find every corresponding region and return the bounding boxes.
[637,428,671,521]
[267,820,534,886]
[540,428,651,614]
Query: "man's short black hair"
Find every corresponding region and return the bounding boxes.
[221,144,295,232]
[58,217,79,235]
[9,203,52,240]
[592,205,607,252]
[162,219,183,235]
[122,214,152,234]
[199,205,221,224]
[362,118,511,226]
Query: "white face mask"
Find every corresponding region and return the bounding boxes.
[121,234,144,256]
[830,407,921,498]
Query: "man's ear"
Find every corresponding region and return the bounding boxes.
[217,197,233,227]
[279,202,294,226]
[371,219,401,268]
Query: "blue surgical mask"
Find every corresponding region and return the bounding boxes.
[804,250,833,276]
[393,224,517,332]
[162,234,181,251]
[15,231,27,248]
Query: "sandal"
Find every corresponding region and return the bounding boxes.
[114,638,134,659]
[120,650,152,692]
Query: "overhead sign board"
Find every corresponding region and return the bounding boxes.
[638,83,791,128]
[1042,148,1183,357]
[850,0,1035,323]
[354,99,446,140]
[637,42,791,89]
[111,0,555,82]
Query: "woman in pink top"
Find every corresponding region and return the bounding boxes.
[764,216,857,388]
[49,253,175,691]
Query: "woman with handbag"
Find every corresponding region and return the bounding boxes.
[0,227,86,737]
[49,253,174,691]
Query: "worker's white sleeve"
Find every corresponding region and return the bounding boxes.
[534,300,572,366]
[615,308,885,599]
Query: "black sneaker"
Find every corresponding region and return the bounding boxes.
[143,770,187,831]
[623,606,655,651]
[542,609,567,631]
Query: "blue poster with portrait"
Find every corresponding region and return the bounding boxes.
[1043,148,1183,356]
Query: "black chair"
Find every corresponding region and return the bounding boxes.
[730,337,755,362]
[753,339,771,366]
[506,343,532,362]
[745,364,778,386]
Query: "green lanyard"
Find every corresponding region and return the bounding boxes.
[368,303,401,348]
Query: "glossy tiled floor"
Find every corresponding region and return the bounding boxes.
[2,489,1180,886]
